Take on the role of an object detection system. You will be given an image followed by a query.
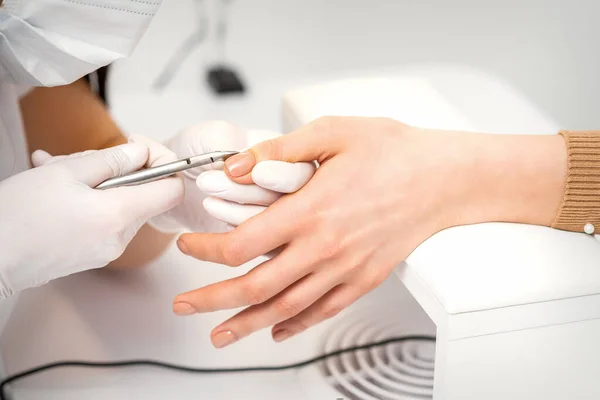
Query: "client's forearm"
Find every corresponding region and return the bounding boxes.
[453,132,567,229]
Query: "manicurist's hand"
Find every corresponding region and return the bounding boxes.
[0,141,184,298]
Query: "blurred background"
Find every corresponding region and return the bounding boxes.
[108,0,600,140]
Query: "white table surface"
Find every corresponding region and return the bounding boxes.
[1,245,429,399]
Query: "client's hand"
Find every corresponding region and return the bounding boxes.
[176,117,566,348]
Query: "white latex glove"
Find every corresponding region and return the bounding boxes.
[148,121,316,232]
[0,141,183,298]
[200,160,316,227]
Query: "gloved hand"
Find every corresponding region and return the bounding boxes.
[0,141,184,299]
[147,121,316,233]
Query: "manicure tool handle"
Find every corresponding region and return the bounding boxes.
[94,151,238,190]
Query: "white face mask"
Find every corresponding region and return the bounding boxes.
[0,0,162,86]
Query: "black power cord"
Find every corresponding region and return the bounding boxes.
[0,335,435,399]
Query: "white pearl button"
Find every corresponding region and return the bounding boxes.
[584,223,595,235]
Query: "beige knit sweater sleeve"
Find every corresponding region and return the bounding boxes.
[552,130,600,233]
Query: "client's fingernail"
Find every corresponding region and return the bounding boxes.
[173,302,196,316]
[212,330,238,348]
[177,238,189,255]
[225,152,254,177]
[272,329,293,342]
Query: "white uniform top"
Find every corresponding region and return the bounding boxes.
[0,82,30,181]
[0,82,31,368]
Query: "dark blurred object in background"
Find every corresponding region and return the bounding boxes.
[205,0,245,95]
[152,0,245,95]
[207,66,245,94]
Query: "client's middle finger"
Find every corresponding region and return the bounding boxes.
[209,267,342,348]
[173,245,310,314]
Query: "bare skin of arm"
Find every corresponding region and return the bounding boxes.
[19,79,174,269]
